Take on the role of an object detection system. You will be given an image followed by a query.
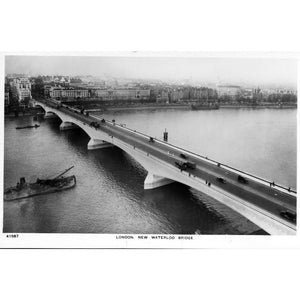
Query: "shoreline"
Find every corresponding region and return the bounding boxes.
[4,102,297,117]
[219,104,297,109]
[85,104,190,112]
[86,103,297,112]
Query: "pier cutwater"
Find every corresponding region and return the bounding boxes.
[3,54,297,241]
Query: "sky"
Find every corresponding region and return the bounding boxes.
[5,55,298,88]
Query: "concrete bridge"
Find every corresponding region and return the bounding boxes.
[33,99,297,235]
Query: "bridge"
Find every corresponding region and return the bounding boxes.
[33,99,297,235]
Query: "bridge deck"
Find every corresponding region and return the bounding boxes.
[37,100,297,229]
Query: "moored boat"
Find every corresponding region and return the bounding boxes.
[16,124,40,129]
[4,166,76,201]
[190,103,219,110]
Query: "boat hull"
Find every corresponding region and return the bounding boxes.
[190,104,219,110]
[4,175,76,201]
[16,125,40,129]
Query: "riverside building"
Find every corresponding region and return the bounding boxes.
[94,89,150,101]
[12,77,32,102]
[49,87,89,99]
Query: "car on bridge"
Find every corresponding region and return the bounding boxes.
[180,153,188,159]
[175,161,188,171]
[185,161,196,170]
[237,175,248,184]
[216,177,226,184]
[280,211,296,223]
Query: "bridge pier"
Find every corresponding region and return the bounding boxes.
[44,112,57,119]
[60,121,77,131]
[87,138,113,150]
[144,173,174,190]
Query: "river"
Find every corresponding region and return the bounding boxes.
[3,108,296,234]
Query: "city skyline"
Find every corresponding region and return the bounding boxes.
[5,55,297,89]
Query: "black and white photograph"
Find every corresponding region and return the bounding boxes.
[2,54,297,241]
[1,1,300,300]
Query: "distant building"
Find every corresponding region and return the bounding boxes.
[5,92,10,107]
[169,89,184,102]
[49,87,88,99]
[241,89,254,99]
[217,85,241,99]
[12,77,32,102]
[94,89,150,101]
[155,90,169,103]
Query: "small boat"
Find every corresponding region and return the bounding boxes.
[16,124,40,130]
[190,103,219,110]
[4,166,76,201]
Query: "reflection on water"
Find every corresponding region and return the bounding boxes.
[4,108,296,234]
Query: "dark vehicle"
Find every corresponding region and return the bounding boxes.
[280,211,296,223]
[149,137,154,143]
[216,177,226,184]
[101,119,106,123]
[185,161,196,169]
[85,112,89,117]
[237,175,248,184]
[180,153,188,159]
[90,122,100,128]
[175,161,188,171]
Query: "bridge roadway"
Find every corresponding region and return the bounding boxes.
[37,99,297,231]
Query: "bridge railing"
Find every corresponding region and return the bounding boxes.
[107,120,297,195]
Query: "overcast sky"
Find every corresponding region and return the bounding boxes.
[5,55,297,88]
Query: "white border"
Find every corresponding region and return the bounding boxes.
[0,51,299,248]
[1,1,300,300]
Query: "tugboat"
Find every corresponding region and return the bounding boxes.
[4,166,76,201]
[16,124,40,130]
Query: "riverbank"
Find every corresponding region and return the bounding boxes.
[5,107,44,117]
[220,104,297,109]
[5,111,42,117]
[85,102,297,112]
[85,103,190,112]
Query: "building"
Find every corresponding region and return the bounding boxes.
[94,89,150,101]
[12,77,32,102]
[61,89,88,99]
[217,85,241,99]
[49,87,88,99]
[241,89,254,99]
[169,89,184,102]
[5,92,10,107]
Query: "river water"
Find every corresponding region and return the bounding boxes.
[3,108,297,234]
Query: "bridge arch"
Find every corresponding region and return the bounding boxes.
[34,101,114,150]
